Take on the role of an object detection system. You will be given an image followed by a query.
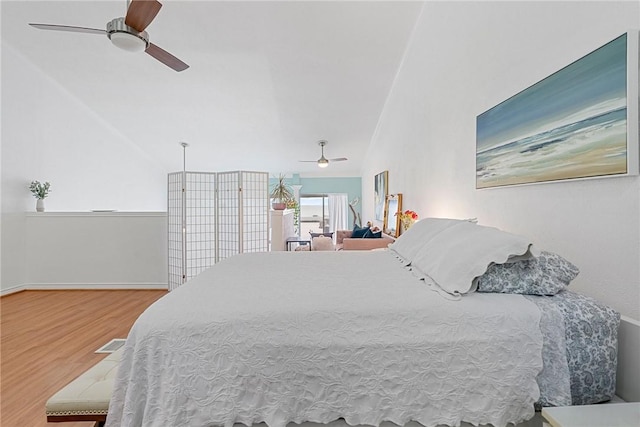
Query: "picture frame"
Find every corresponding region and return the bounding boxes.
[383,193,402,237]
[476,31,639,189]
[374,170,388,221]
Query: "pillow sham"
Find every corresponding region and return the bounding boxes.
[410,221,538,296]
[477,251,579,295]
[388,217,467,265]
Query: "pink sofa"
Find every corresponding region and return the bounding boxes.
[335,230,395,251]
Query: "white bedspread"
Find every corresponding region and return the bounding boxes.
[106,251,543,427]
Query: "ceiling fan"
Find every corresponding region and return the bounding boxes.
[299,140,348,168]
[29,0,189,72]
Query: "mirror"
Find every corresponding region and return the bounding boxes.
[383,193,403,237]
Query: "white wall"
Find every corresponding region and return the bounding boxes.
[1,44,169,291]
[362,1,640,319]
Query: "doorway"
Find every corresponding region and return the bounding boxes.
[299,195,329,236]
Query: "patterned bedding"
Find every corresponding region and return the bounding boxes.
[528,291,620,406]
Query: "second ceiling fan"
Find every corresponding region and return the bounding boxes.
[299,140,348,168]
[29,0,189,72]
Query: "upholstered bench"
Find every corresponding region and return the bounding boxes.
[46,348,122,426]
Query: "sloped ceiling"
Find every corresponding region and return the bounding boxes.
[1,0,422,175]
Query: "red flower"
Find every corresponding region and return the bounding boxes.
[396,210,418,221]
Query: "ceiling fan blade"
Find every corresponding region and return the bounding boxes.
[329,158,348,162]
[125,0,162,32]
[299,160,318,163]
[145,43,189,72]
[29,23,106,35]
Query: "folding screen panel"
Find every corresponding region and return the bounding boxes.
[185,172,217,282]
[240,171,270,253]
[167,172,184,291]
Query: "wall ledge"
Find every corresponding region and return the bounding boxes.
[26,211,167,217]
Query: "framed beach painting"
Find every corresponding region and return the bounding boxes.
[374,170,388,221]
[476,31,639,189]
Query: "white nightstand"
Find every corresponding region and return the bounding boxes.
[542,402,640,427]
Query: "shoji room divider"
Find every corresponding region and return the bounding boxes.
[168,171,269,290]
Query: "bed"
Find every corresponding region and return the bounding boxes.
[105,219,619,427]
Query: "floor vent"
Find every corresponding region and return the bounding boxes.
[95,338,126,354]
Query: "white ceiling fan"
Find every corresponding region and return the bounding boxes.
[299,140,348,168]
[28,0,189,72]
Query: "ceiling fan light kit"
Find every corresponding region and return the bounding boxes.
[107,18,148,52]
[299,140,348,168]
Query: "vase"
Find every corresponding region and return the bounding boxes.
[400,219,413,234]
[36,198,45,212]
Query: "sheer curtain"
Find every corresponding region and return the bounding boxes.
[328,193,349,236]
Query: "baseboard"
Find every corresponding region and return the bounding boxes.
[0,284,27,297]
[1,282,168,297]
[617,315,640,402]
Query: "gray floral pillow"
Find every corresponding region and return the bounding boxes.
[477,251,579,295]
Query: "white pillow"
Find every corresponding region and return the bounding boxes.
[312,236,335,251]
[388,218,469,265]
[411,221,538,295]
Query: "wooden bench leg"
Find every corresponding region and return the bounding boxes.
[94,422,105,427]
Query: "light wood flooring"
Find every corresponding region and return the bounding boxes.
[0,289,167,427]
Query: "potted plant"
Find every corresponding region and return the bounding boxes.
[29,180,51,212]
[285,198,300,234]
[270,174,293,210]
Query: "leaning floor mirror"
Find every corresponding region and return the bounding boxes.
[383,193,402,237]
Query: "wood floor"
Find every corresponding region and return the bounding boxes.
[0,289,167,427]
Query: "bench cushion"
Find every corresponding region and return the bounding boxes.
[46,348,122,421]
